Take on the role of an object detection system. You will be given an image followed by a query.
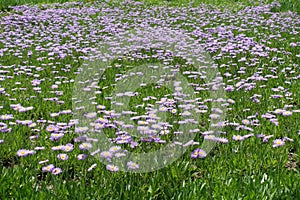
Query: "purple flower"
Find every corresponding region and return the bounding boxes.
[49,133,64,141]
[282,110,293,116]
[109,146,122,153]
[127,161,139,170]
[191,148,207,158]
[77,154,87,160]
[42,164,55,172]
[75,127,89,133]
[57,153,68,160]
[0,114,14,120]
[225,85,234,91]
[263,135,274,143]
[272,139,285,147]
[100,151,113,159]
[79,142,92,150]
[52,167,62,175]
[62,143,74,152]
[46,125,57,132]
[17,149,34,157]
[106,164,119,172]
[232,135,245,141]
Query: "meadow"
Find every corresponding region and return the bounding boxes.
[0,0,299,199]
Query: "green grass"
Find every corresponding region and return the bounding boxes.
[0,0,299,199]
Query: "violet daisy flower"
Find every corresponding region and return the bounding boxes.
[42,164,55,172]
[272,139,285,147]
[52,167,62,175]
[109,146,122,153]
[100,151,113,159]
[79,142,92,150]
[106,164,119,172]
[232,135,245,141]
[49,133,64,141]
[77,154,87,160]
[62,143,74,152]
[57,154,68,160]
[17,149,34,157]
[0,114,14,120]
[46,125,57,132]
[127,161,139,170]
[282,111,293,116]
[191,148,207,158]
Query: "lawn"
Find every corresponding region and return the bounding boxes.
[0,0,299,199]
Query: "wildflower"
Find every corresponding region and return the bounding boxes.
[77,154,87,160]
[232,135,244,141]
[191,148,207,158]
[17,149,34,157]
[227,99,235,104]
[283,137,294,142]
[209,114,220,119]
[160,129,170,135]
[85,112,97,118]
[75,127,89,133]
[34,146,45,150]
[204,135,216,140]
[63,143,74,152]
[159,106,168,112]
[50,133,64,141]
[216,137,229,143]
[263,135,274,142]
[0,114,14,120]
[38,160,49,164]
[79,142,92,150]
[109,146,122,153]
[106,164,119,172]
[88,163,97,172]
[242,119,250,125]
[282,110,293,116]
[115,152,126,158]
[127,161,139,170]
[50,113,60,117]
[96,105,106,110]
[57,154,68,160]
[52,167,62,175]
[274,109,284,114]
[42,164,55,172]
[91,149,101,156]
[100,151,113,159]
[0,88,5,93]
[243,134,254,139]
[52,145,64,151]
[46,125,57,132]
[272,139,285,147]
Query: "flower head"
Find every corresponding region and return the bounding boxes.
[106,164,119,172]
[191,148,207,158]
[79,142,92,150]
[232,135,245,141]
[273,139,285,147]
[52,167,62,175]
[127,161,139,170]
[57,153,68,160]
[42,164,55,172]
[17,149,34,157]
